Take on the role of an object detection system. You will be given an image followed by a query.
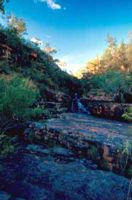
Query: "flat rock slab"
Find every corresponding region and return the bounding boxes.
[47,113,132,149]
[0,151,131,200]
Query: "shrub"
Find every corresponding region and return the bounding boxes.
[127,166,132,178]
[0,134,16,157]
[91,70,131,94]
[0,75,43,133]
[122,107,132,122]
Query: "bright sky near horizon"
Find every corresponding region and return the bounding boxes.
[4,0,132,73]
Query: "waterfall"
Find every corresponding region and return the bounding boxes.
[77,99,89,114]
[71,94,90,114]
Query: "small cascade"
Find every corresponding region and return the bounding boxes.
[77,99,89,114]
[71,93,90,114]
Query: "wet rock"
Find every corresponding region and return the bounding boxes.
[0,152,131,200]
[8,181,53,200]
[26,144,51,155]
[0,191,11,200]
[51,147,74,157]
[79,159,98,170]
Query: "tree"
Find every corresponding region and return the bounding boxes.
[83,34,132,78]
[122,107,132,122]
[116,42,129,71]
[7,15,27,35]
[44,43,57,54]
[106,34,117,50]
[30,37,43,47]
[0,0,9,14]
[84,57,102,75]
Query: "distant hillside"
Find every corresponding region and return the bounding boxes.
[0,26,81,101]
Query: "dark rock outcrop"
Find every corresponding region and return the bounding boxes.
[82,98,132,121]
[0,145,131,200]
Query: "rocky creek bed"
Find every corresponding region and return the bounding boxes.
[0,113,132,200]
[27,113,132,176]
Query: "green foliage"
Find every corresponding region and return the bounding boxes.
[82,35,132,100]
[0,26,23,49]
[119,140,132,176]
[127,166,132,177]
[0,76,43,133]
[122,140,132,155]
[7,15,27,35]
[41,108,51,118]
[0,26,81,97]
[0,133,16,157]
[88,145,99,160]
[83,35,132,75]
[90,70,132,95]
[0,60,10,74]
[122,107,132,122]
[102,159,110,170]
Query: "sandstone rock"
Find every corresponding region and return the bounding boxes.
[26,144,51,155]
[85,100,132,121]
[51,147,74,157]
[45,113,132,174]
[0,151,131,200]
[24,113,132,176]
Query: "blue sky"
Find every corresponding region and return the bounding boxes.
[4,0,132,73]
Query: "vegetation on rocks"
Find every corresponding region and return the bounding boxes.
[0,14,81,159]
[0,75,43,157]
[0,76,43,134]
[0,134,16,157]
[81,36,132,103]
[0,24,81,98]
[0,2,131,199]
[122,107,132,122]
